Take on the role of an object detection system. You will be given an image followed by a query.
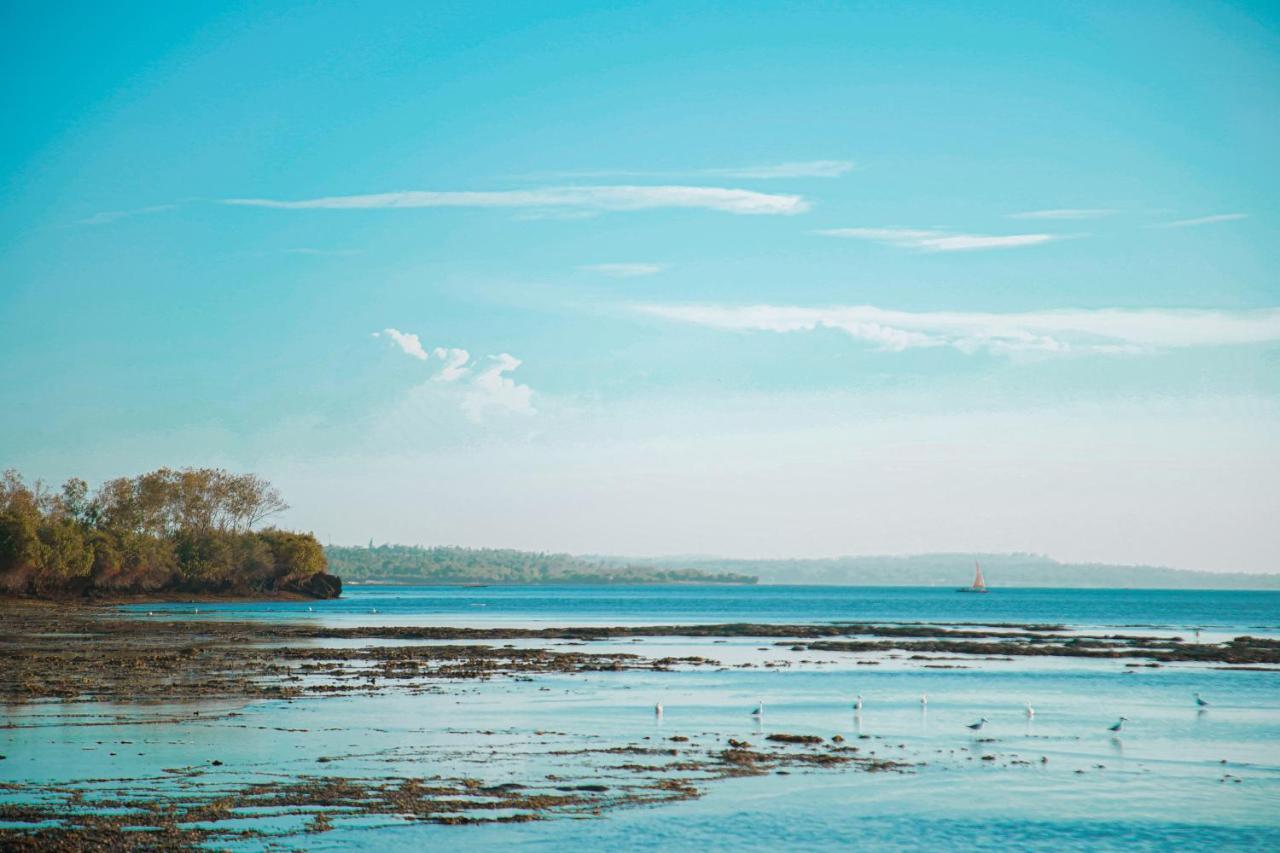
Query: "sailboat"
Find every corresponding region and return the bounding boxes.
[958,561,989,593]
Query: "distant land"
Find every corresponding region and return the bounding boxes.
[592,552,1280,590]
[325,545,755,585]
[329,546,1278,589]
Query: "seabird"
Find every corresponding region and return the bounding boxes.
[655,702,663,716]
[920,694,928,707]
[1195,693,1210,707]
[750,700,764,717]
[966,718,988,731]
[1108,716,1129,732]
[853,694,863,712]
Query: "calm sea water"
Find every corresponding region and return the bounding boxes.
[5,586,1278,851]
[124,584,1280,637]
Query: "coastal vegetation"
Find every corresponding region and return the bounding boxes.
[326,544,756,585]
[0,467,339,598]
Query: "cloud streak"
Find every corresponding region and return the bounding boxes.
[225,185,808,216]
[529,160,854,180]
[1009,208,1118,220]
[1153,213,1248,228]
[635,303,1280,356]
[579,263,666,278]
[79,204,177,226]
[818,227,1063,252]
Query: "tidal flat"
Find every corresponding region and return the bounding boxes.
[2,587,1279,851]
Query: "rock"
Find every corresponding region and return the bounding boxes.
[767,734,823,745]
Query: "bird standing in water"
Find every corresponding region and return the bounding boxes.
[750,700,764,717]
[655,702,663,717]
[1195,693,1210,707]
[853,694,863,713]
[1109,716,1129,732]
[966,718,988,731]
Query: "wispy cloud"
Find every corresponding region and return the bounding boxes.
[635,303,1280,356]
[1153,213,1248,228]
[527,160,854,180]
[374,328,429,361]
[818,227,1064,252]
[1009,208,1118,220]
[79,204,177,226]
[706,160,854,179]
[225,185,808,216]
[579,262,666,278]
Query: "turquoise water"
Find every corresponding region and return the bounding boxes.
[7,586,1280,850]
[124,584,1280,633]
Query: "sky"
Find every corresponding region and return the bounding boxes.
[2,1,1278,572]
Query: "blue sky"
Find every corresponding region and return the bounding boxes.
[2,1,1278,571]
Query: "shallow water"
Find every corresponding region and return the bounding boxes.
[6,586,1280,850]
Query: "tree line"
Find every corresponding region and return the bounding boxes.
[0,468,339,598]
[326,544,757,585]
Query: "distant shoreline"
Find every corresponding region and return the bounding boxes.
[340,579,1280,592]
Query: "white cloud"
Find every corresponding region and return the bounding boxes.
[818,227,1063,252]
[634,303,1280,356]
[1153,213,1248,228]
[225,185,808,216]
[375,328,429,361]
[579,262,666,278]
[432,347,472,382]
[1009,209,1118,220]
[462,354,536,422]
[374,332,534,421]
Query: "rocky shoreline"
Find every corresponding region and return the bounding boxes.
[3,603,1276,706]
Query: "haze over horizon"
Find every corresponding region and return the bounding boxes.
[3,2,1278,573]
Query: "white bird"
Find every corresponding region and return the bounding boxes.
[750,700,764,717]
[1195,693,1210,707]
[1025,703,1035,718]
[966,718,988,731]
[1108,716,1128,732]
[853,694,863,712]
[655,702,664,716]
[920,694,928,707]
